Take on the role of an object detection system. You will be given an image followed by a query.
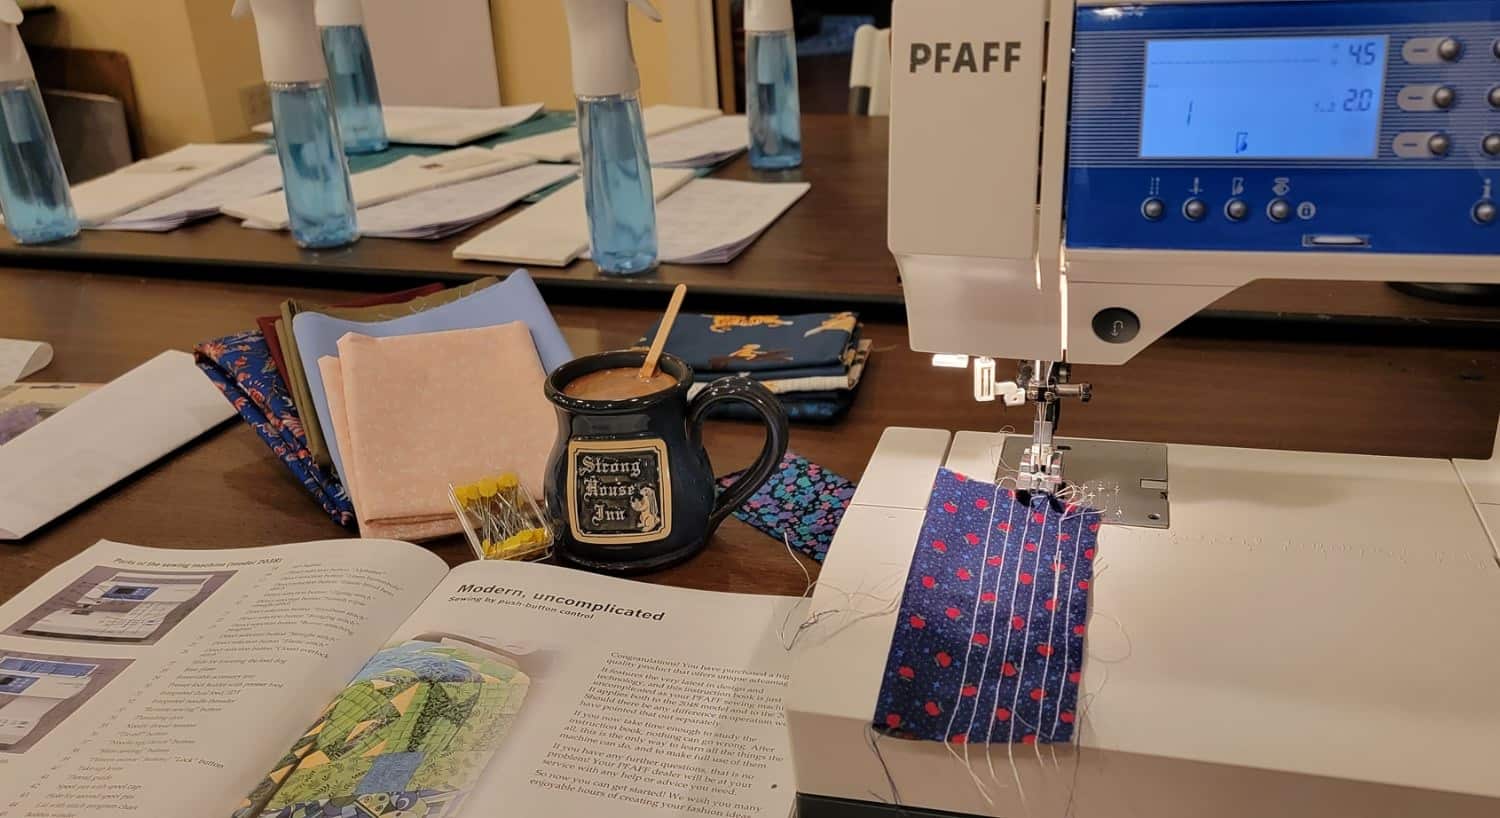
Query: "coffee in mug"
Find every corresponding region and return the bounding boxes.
[544,350,789,574]
[561,367,679,401]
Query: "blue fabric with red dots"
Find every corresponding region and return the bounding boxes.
[874,468,1102,745]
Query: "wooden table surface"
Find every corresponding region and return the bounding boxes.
[0,115,1495,328]
[2,266,1497,606]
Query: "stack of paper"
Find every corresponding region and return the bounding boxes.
[93,155,284,232]
[253,102,546,146]
[357,163,578,240]
[648,115,748,168]
[502,105,722,162]
[451,167,696,266]
[223,147,533,230]
[585,179,811,264]
[69,144,270,225]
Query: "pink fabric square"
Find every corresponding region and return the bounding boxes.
[319,322,557,541]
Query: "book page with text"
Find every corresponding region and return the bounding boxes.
[234,559,799,818]
[0,539,448,818]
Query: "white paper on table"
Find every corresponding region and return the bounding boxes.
[0,339,51,385]
[647,115,748,167]
[380,103,544,145]
[584,179,809,265]
[357,163,579,240]
[92,155,284,232]
[69,144,270,226]
[222,147,534,229]
[502,105,723,162]
[451,167,696,266]
[252,103,544,146]
[0,350,235,540]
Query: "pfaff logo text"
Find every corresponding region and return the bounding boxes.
[909,41,1022,73]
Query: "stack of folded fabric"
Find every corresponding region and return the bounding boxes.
[196,271,572,540]
[640,311,871,422]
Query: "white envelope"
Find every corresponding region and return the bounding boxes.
[502,105,724,163]
[69,144,269,226]
[252,102,545,147]
[0,351,235,540]
[0,338,51,385]
[451,167,696,266]
[222,147,534,229]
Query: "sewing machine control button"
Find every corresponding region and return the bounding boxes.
[1427,133,1451,157]
[1267,199,1292,222]
[1393,132,1446,157]
[1401,85,1455,111]
[1437,38,1462,62]
[1140,198,1165,221]
[1490,86,1500,109]
[1225,199,1248,221]
[1493,39,1500,59]
[1475,201,1497,225]
[1297,201,1317,220]
[1182,198,1207,221]
[1092,308,1140,345]
[1484,134,1500,157]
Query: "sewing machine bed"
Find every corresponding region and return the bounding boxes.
[787,428,1500,818]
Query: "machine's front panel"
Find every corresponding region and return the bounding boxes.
[1064,0,1500,255]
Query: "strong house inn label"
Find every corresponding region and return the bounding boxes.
[566,438,673,545]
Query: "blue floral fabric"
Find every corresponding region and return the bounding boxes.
[874,469,1102,745]
[194,330,355,526]
[716,452,855,562]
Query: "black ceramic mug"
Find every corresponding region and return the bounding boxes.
[544,350,789,574]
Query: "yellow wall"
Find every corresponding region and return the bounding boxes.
[182,0,269,144]
[490,0,714,109]
[22,0,215,155]
[25,0,711,154]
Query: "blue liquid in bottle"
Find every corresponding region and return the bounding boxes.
[320,24,388,154]
[577,92,657,275]
[746,30,802,170]
[0,79,77,244]
[269,81,358,249]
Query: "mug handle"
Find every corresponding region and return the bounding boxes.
[688,375,790,537]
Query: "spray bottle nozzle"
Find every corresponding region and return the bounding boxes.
[0,1,22,26]
[628,0,661,22]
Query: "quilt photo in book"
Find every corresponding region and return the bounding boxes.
[235,634,531,818]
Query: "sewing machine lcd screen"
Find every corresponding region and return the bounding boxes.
[1139,35,1388,159]
[102,585,156,601]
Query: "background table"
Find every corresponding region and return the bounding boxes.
[0,116,1495,330]
[3,266,1497,606]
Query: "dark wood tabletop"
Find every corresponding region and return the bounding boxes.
[2,266,1497,607]
[0,115,1494,328]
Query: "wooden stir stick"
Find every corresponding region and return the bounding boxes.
[639,284,688,381]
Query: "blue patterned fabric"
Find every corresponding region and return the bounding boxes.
[194,330,355,526]
[716,452,855,561]
[874,469,1102,745]
[641,312,859,375]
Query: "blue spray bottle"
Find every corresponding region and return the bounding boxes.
[0,0,77,244]
[562,0,660,276]
[234,0,358,249]
[745,0,802,169]
[316,0,388,154]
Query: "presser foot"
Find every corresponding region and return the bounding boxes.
[1000,436,1171,528]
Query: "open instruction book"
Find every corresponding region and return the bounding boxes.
[0,540,797,818]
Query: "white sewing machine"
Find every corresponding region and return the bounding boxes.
[788,1,1500,816]
[25,572,213,642]
[0,656,96,747]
